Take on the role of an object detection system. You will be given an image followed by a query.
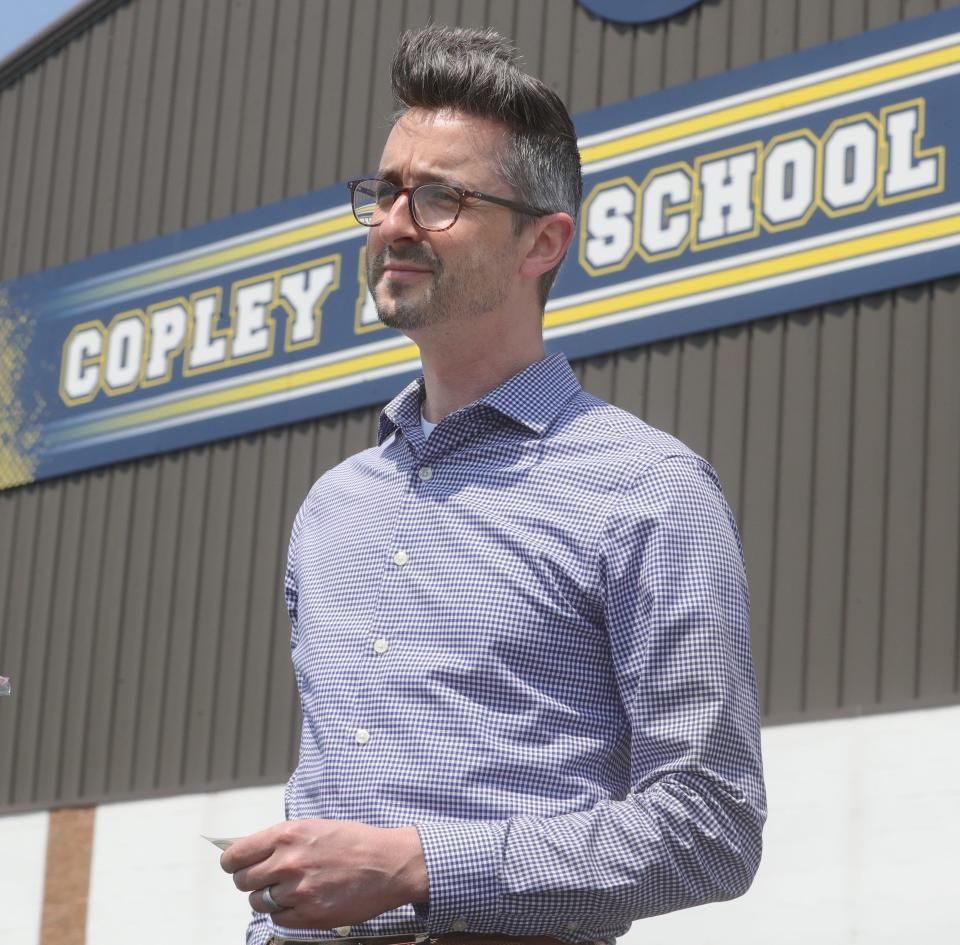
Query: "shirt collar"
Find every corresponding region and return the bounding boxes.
[378,352,581,445]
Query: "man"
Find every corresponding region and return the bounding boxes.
[221,25,766,945]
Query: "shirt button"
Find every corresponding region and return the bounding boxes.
[565,921,580,932]
[451,919,469,932]
[393,550,409,566]
[354,728,371,745]
[335,927,352,937]
[373,638,389,655]
[418,466,433,481]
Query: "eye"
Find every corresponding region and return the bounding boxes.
[372,181,400,204]
[419,183,461,207]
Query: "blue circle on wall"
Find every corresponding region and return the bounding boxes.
[579,0,703,24]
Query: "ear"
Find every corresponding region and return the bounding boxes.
[518,213,576,281]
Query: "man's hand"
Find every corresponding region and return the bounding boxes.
[220,819,429,929]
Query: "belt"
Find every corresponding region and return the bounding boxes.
[267,935,603,945]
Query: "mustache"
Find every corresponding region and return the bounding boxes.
[368,246,440,282]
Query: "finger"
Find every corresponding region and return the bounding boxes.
[220,825,282,873]
[232,865,259,893]
[248,883,294,915]
[232,855,282,893]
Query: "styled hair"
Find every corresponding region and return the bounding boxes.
[390,25,582,308]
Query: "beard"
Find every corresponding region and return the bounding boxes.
[367,241,512,331]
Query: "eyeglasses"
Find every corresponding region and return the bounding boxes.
[347,177,551,232]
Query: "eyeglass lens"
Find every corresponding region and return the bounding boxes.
[352,179,462,231]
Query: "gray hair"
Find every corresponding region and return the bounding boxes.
[390,26,582,308]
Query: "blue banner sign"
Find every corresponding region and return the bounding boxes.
[2,9,960,489]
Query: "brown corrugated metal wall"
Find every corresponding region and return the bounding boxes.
[1,0,959,812]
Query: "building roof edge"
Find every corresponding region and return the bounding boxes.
[0,0,130,93]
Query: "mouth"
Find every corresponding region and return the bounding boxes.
[382,265,432,276]
[378,265,434,286]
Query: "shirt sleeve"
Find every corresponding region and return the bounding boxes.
[414,453,767,941]
[244,504,306,945]
[245,910,272,945]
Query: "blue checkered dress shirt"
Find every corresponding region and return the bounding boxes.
[251,353,766,944]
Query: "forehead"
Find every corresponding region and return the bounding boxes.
[378,108,509,186]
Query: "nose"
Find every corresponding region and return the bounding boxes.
[378,191,421,244]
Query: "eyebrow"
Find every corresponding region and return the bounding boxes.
[375,170,469,191]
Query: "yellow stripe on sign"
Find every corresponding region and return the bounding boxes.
[580,43,960,165]
[545,214,960,329]
[80,342,421,436]
[74,211,359,303]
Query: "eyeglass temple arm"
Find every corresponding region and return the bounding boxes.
[468,191,552,217]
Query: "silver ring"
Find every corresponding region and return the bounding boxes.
[261,884,283,913]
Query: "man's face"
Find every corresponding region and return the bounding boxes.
[366,108,523,332]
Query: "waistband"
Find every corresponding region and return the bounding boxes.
[267,935,604,945]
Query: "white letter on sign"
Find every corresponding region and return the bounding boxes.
[583,182,636,271]
[823,119,878,211]
[145,303,187,384]
[103,314,146,393]
[62,325,103,403]
[697,150,758,244]
[279,261,338,349]
[640,168,692,256]
[884,104,940,199]
[231,279,275,359]
[762,137,816,227]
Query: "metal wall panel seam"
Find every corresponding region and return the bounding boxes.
[217,0,257,220]
[44,34,89,270]
[82,466,136,798]
[20,483,65,802]
[186,0,227,231]
[58,474,109,803]
[236,0,281,215]
[66,16,111,265]
[90,2,135,259]
[798,310,824,714]
[879,287,929,702]
[768,311,818,717]
[135,454,185,792]
[24,54,66,275]
[912,284,935,700]
[124,461,163,792]
[841,294,891,707]
[3,68,42,280]
[917,278,960,696]
[102,464,151,794]
[161,0,202,236]
[6,489,43,805]
[136,0,183,244]
[112,0,159,250]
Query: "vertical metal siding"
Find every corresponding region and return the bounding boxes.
[1,0,959,812]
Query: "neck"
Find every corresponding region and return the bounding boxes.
[409,309,545,422]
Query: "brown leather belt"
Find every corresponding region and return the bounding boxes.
[267,935,604,945]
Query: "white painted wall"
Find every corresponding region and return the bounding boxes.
[86,783,284,944]
[627,704,960,944]
[4,705,958,944]
[0,810,48,943]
